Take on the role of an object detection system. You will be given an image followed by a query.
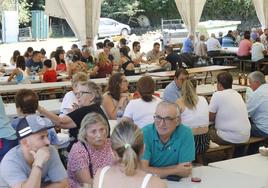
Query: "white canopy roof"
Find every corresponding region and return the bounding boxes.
[252,0,268,28]
[31,0,268,41]
[45,0,102,42]
[175,0,206,35]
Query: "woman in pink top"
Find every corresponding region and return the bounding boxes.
[237,31,252,59]
[67,112,113,188]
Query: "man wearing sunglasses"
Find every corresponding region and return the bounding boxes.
[141,101,195,178]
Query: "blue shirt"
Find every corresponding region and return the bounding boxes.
[182,38,193,53]
[26,59,43,73]
[0,96,16,140]
[142,124,195,167]
[222,36,235,47]
[0,145,67,187]
[247,83,268,134]
[163,81,181,103]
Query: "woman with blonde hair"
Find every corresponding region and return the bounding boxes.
[90,52,113,78]
[93,120,166,188]
[176,79,209,155]
[68,112,113,188]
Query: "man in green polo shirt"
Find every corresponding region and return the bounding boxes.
[141,101,195,178]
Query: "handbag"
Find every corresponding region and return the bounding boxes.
[81,141,94,178]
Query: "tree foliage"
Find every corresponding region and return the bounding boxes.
[0,0,31,26]
[0,0,259,29]
[102,0,259,29]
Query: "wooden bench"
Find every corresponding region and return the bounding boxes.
[200,145,234,165]
[239,137,267,155]
[200,137,267,165]
[211,56,236,66]
[261,62,268,65]
[239,59,259,72]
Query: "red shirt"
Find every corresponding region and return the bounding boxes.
[237,39,252,56]
[43,69,57,82]
[56,63,67,72]
[96,62,113,78]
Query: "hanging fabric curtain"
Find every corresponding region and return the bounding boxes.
[45,0,102,42]
[175,0,206,35]
[45,0,66,19]
[252,0,268,28]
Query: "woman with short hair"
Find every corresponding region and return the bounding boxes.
[68,112,113,188]
[93,121,166,188]
[123,76,161,128]
[60,72,89,116]
[102,73,131,120]
[38,80,110,149]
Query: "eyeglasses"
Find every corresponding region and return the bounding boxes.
[75,91,92,98]
[154,115,179,124]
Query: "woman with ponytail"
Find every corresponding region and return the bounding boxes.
[93,121,166,188]
[123,76,161,128]
[176,79,210,156]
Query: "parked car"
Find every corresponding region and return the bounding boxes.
[98,18,131,38]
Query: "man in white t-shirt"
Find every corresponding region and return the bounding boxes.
[206,33,222,64]
[260,28,268,49]
[251,37,267,61]
[128,41,147,65]
[207,33,221,53]
[251,37,268,73]
[209,72,251,144]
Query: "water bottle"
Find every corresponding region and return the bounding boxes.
[116,108,124,123]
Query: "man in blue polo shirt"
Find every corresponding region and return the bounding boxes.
[141,101,195,178]
[182,34,194,53]
[163,68,189,103]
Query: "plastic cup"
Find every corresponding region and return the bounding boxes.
[191,166,202,183]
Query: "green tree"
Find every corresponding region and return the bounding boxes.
[102,0,142,23]
[28,0,44,10]
[0,0,31,26]
[202,0,259,29]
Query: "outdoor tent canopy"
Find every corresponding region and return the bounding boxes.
[45,0,268,40]
[175,0,206,35]
[45,0,102,43]
[252,0,268,29]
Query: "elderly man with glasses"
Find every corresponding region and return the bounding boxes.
[141,101,195,178]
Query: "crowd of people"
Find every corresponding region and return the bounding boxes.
[181,28,268,73]
[0,31,268,187]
